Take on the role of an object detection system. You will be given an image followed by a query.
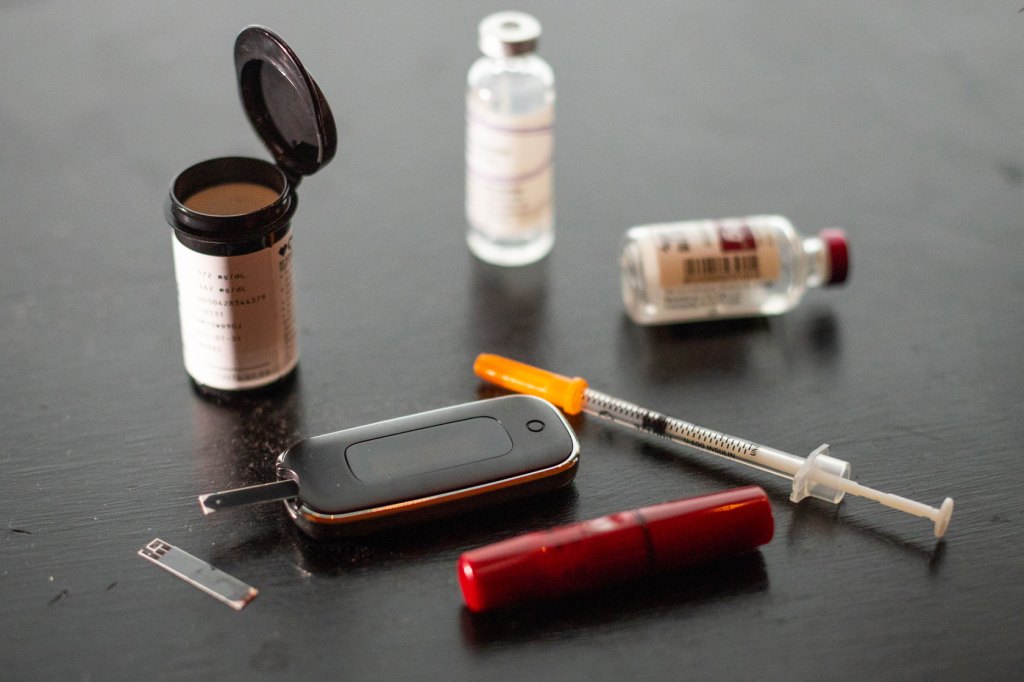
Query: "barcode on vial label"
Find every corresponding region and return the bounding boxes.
[684,255,761,282]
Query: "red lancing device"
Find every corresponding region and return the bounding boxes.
[458,486,773,612]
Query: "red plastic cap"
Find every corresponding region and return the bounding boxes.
[457,486,773,613]
[458,554,489,613]
[639,486,774,572]
[820,229,849,285]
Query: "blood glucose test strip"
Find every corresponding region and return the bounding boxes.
[138,539,258,610]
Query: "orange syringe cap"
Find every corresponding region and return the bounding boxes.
[473,354,588,415]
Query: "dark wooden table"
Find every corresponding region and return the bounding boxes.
[2,2,1021,678]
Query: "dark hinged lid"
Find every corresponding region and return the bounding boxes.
[234,26,337,185]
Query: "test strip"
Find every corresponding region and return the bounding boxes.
[138,539,258,610]
[198,479,300,515]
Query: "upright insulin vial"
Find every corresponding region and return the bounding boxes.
[465,12,555,266]
[620,215,849,325]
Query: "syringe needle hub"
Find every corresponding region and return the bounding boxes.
[474,354,587,414]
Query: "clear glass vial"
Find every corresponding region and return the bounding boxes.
[621,215,849,325]
[465,11,555,266]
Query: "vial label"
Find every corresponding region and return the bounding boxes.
[634,220,783,314]
[465,98,553,239]
[172,235,298,390]
[652,221,781,289]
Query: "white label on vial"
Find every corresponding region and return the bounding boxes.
[637,220,782,312]
[172,235,297,390]
[650,221,781,287]
[465,98,554,239]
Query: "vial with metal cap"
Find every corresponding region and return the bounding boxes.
[465,11,555,266]
[621,215,849,324]
[165,26,337,398]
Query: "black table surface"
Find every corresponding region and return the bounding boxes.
[2,2,1021,679]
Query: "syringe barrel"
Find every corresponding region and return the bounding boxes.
[583,390,853,505]
[584,389,784,470]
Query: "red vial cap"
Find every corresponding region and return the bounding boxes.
[457,486,774,613]
[820,229,849,285]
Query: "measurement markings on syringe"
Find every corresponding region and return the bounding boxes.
[586,390,759,460]
[665,420,760,460]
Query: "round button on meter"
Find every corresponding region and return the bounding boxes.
[526,420,545,432]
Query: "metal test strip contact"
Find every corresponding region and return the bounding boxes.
[198,479,300,515]
[138,539,258,610]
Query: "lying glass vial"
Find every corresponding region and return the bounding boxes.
[620,215,849,325]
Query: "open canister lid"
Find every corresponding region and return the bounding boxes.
[235,26,337,185]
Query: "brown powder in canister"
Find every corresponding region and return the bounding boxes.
[184,182,281,216]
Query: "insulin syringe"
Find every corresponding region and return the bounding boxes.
[474,354,954,538]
